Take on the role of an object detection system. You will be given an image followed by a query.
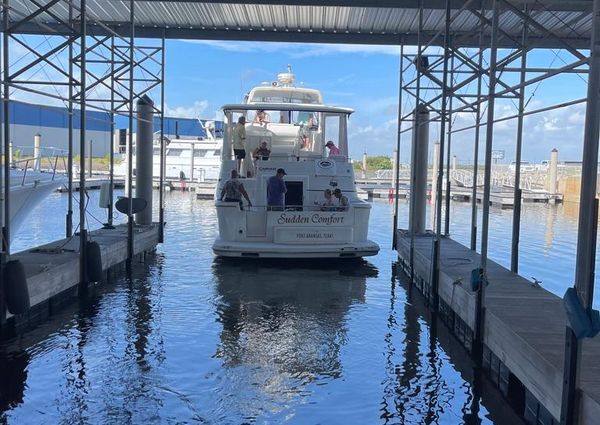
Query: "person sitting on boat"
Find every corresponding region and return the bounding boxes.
[332,188,349,211]
[253,141,271,161]
[220,169,252,210]
[267,168,287,211]
[253,109,270,126]
[233,116,247,172]
[325,140,341,156]
[315,188,335,211]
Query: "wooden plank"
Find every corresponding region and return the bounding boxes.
[4,224,159,321]
[395,230,600,424]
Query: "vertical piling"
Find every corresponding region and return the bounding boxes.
[561,0,600,422]
[33,134,41,171]
[408,107,430,235]
[88,139,93,178]
[362,151,367,179]
[135,96,154,226]
[548,148,558,194]
[0,0,9,327]
[444,53,455,236]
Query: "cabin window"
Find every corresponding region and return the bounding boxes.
[166,148,184,156]
[194,149,208,158]
[153,148,161,155]
[214,149,221,157]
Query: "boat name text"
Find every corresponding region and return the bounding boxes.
[277,213,344,225]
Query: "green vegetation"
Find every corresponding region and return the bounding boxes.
[354,155,392,171]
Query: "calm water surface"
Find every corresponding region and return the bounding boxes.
[0,191,589,424]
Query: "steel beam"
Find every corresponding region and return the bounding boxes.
[78,0,87,288]
[392,45,404,250]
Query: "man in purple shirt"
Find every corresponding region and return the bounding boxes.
[267,168,287,210]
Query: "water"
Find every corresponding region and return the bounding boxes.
[0,192,588,424]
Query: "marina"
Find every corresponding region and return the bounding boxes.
[1,1,600,424]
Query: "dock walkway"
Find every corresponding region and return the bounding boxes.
[396,231,600,424]
[2,224,159,335]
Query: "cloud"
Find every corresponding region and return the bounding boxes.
[183,40,432,58]
[165,100,209,118]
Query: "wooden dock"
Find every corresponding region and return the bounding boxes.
[1,224,159,337]
[395,231,600,424]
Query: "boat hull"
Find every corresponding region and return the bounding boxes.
[212,238,379,258]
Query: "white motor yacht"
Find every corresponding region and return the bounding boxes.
[118,120,223,182]
[213,67,380,258]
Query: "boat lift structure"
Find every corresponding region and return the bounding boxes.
[1,1,599,424]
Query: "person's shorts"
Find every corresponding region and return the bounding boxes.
[234,149,246,159]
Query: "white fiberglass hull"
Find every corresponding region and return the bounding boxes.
[9,170,64,243]
[213,238,379,258]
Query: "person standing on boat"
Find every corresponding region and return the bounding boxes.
[253,141,271,161]
[220,169,252,210]
[267,168,287,211]
[233,116,247,172]
[325,140,341,156]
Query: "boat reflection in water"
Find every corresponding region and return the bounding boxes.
[212,258,376,414]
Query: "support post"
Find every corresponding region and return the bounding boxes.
[159,34,165,243]
[107,36,115,229]
[66,1,74,237]
[392,45,404,250]
[444,53,455,236]
[431,0,452,313]
[475,0,499,364]
[135,95,154,225]
[391,149,397,192]
[471,26,484,251]
[0,0,8,327]
[431,142,440,231]
[561,0,600,422]
[2,0,10,255]
[126,0,135,269]
[362,151,367,179]
[78,0,88,288]
[511,15,528,274]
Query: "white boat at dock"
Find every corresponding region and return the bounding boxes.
[8,147,66,243]
[117,119,223,182]
[213,67,379,258]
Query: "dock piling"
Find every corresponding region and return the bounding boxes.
[135,95,154,226]
[408,106,429,235]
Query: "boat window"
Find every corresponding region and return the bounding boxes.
[324,115,340,154]
[153,148,161,155]
[194,149,208,158]
[214,149,221,157]
[166,148,184,156]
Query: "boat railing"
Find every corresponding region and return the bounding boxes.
[217,201,350,212]
[10,146,68,186]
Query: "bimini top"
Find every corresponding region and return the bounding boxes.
[222,102,354,115]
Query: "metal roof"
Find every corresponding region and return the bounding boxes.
[8,1,595,49]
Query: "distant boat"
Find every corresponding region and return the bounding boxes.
[116,119,223,182]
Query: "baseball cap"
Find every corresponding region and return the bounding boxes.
[326,141,333,146]
[277,168,287,175]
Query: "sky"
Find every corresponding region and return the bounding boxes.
[6,35,591,164]
[162,39,589,164]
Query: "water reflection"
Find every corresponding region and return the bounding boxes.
[212,258,375,418]
[0,350,28,412]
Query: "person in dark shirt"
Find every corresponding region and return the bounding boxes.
[220,169,252,209]
[267,168,287,211]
